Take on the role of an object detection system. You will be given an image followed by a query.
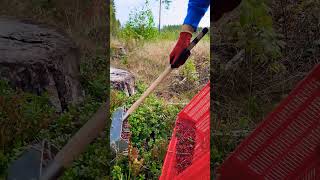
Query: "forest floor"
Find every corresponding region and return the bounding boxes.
[211,1,320,177]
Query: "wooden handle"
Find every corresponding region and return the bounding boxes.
[40,102,108,180]
[123,66,172,120]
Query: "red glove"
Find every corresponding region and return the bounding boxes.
[169,32,192,68]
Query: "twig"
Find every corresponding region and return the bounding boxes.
[224,49,245,71]
[167,150,192,155]
[167,102,188,105]
[212,130,251,137]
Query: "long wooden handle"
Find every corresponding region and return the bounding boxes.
[123,66,172,120]
[40,102,108,180]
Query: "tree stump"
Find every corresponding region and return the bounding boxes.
[110,67,135,96]
[0,17,83,111]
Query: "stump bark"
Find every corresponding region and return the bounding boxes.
[110,67,135,96]
[0,17,83,111]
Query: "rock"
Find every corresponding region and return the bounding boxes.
[110,67,135,96]
[0,17,83,111]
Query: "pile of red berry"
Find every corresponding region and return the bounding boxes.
[120,119,130,141]
[175,120,196,173]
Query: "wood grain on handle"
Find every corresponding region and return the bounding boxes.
[122,66,172,120]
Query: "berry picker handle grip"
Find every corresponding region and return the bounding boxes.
[123,27,208,120]
[187,27,208,51]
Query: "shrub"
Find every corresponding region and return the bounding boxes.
[180,59,199,83]
[0,80,56,177]
[119,1,158,41]
[112,165,125,180]
[0,80,55,151]
[80,54,108,101]
[227,0,285,65]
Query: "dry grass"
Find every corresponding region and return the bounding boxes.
[111,39,210,102]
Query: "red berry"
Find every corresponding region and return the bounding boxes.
[175,120,196,173]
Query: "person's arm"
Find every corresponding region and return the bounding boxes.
[169,0,243,68]
[183,0,210,32]
[181,24,194,34]
[169,0,210,68]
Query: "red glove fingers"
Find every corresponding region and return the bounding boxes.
[169,32,192,68]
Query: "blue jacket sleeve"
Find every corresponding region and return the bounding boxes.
[183,0,210,31]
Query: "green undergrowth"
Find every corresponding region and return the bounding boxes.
[0,52,109,179]
[38,97,107,180]
[0,80,56,178]
[0,0,108,179]
[111,82,182,179]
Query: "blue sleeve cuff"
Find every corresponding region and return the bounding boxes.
[183,0,209,31]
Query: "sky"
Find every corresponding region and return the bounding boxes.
[114,0,210,28]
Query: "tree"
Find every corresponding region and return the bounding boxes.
[110,0,120,36]
[229,0,284,67]
[155,0,172,32]
[119,1,158,40]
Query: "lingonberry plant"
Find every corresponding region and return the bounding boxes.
[111,81,182,179]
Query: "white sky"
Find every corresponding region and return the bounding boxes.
[114,0,210,28]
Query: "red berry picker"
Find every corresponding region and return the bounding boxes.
[160,0,242,179]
